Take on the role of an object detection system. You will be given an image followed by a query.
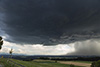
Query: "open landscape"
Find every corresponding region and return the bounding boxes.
[0,58,92,67]
[1,0,100,67]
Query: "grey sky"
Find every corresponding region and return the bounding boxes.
[0,0,100,55]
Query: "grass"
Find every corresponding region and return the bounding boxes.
[11,59,83,67]
[0,58,20,67]
[0,58,13,67]
[0,58,85,67]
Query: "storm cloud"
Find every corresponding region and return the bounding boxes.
[68,39,100,56]
[0,0,100,45]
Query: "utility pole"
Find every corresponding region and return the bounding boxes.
[9,48,13,58]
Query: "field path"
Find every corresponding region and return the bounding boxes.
[9,60,26,67]
[59,61,91,67]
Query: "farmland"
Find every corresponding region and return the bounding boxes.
[0,58,87,67]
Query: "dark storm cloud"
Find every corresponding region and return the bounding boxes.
[0,0,100,45]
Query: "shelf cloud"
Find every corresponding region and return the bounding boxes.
[0,0,100,45]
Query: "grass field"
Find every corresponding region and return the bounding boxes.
[0,58,85,67]
[0,58,14,67]
[11,59,84,67]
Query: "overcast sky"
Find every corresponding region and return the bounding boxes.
[0,0,100,55]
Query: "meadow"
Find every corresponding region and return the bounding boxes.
[0,58,86,67]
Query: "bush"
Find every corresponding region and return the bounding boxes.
[91,60,100,67]
[70,64,75,67]
[91,62,96,67]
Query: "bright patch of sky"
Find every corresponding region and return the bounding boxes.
[0,40,75,55]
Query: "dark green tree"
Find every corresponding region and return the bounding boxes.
[91,61,100,67]
[0,36,3,49]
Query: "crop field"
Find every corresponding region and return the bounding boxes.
[0,58,91,67]
[71,61,92,64]
[59,61,91,67]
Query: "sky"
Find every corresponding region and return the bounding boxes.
[0,0,100,55]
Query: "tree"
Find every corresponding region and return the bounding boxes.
[0,36,3,50]
[91,60,100,67]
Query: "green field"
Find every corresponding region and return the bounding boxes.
[0,58,84,67]
[0,58,15,67]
